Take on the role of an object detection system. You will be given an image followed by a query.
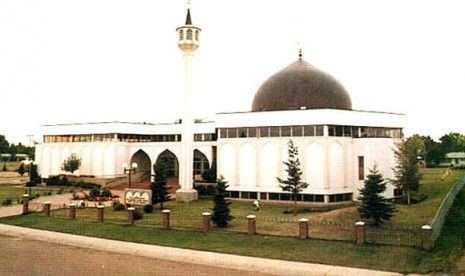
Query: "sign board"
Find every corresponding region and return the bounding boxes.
[124,189,152,206]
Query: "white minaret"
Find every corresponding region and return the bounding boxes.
[176,5,201,201]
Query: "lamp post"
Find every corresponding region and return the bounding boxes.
[123,162,138,189]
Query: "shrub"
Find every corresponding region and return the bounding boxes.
[101,188,112,198]
[134,209,143,220]
[2,198,12,206]
[75,181,101,189]
[89,187,100,198]
[143,204,154,213]
[113,202,125,211]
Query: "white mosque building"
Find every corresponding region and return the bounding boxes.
[35,7,405,203]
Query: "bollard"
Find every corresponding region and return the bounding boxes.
[43,201,51,216]
[247,215,256,235]
[299,218,309,239]
[22,194,30,214]
[69,203,76,220]
[128,207,136,224]
[202,212,211,233]
[162,209,171,229]
[97,205,105,222]
[421,225,433,251]
[355,221,365,245]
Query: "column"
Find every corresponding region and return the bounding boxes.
[247,215,256,235]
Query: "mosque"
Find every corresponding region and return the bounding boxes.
[35,7,405,203]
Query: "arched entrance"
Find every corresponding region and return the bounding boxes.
[194,149,212,182]
[154,150,180,193]
[130,150,151,183]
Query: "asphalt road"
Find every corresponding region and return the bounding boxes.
[0,235,269,276]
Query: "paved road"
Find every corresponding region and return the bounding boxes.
[0,234,268,276]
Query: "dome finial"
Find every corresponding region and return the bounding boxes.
[299,48,302,59]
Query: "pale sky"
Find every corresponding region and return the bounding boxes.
[1,0,464,145]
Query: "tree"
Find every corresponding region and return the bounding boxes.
[212,175,233,228]
[151,160,171,210]
[358,167,396,226]
[277,140,308,215]
[391,138,422,205]
[62,154,81,175]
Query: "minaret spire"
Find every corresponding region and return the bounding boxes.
[185,8,192,25]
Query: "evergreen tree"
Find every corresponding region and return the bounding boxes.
[151,160,171,209]
[358,167,396,226]
[391,138,422,205]
[212,175,233,228]
[277,140,309,215]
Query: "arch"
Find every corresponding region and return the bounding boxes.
[92,146,103,177]
[329,142,345,188]
[194,149,210,181]
[195,30,199,41]
[50,146,62,175]
[239,143,256,188]
[154,149,180,193]
[81,146,92,176]
[306,142,325,190]
[130,149,152,183]
[219,143,236,186]
[260,143,278,188]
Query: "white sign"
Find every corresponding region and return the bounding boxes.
[124,189,152,205]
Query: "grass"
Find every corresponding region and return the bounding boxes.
[0,213,424,273]
[1,168,465,273]
[0,184,68,204]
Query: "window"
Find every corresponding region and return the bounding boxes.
[315,125,324,136]
[186,29,193,40]
[304,125,315,136]
[238,128,247,138]
[179,29,184,40]
[259,127,269,138]
[227,128,237,138]
[292,126,303,136]
[195,30,199,41]
[248,127,257,138]
[270,126,280,137]
[281,126,291,137]
[358,156,365,180]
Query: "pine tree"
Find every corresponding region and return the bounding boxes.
[212,175,233,228]
[151,160,171,210]
[277,140,309,215]
[358,167,396,226]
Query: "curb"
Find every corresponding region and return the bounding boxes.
[0,224,400,276]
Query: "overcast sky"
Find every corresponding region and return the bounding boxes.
[1,0,464,145]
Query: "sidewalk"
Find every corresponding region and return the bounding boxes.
[0,223,402,276]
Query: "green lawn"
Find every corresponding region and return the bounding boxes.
[2,168,465,273]
[0,184,69,204]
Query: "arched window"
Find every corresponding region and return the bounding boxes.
[186,29,193,40]
[179,29,184,40]
[195,30,199,41]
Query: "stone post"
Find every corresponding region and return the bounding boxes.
[421,225,433,251]
[247,215,256,235]
[22,194,29,214]
[355,221,365,245]
[43,201,51,216]
[97,205,104,222]
[202,212,211,233]
[128,207,136,224]
[162,209,171,229]
[69,203,76,220]
[299,218,309,240]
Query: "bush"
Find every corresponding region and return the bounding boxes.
[75,181,101,190]
[134,209,143,220]
[113,202,125,211]
[101,188,112,198]
[89,187,100,198]
[143,204,154,213]
[2,198,12,206]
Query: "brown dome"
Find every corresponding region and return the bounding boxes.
[251,58,352,112]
